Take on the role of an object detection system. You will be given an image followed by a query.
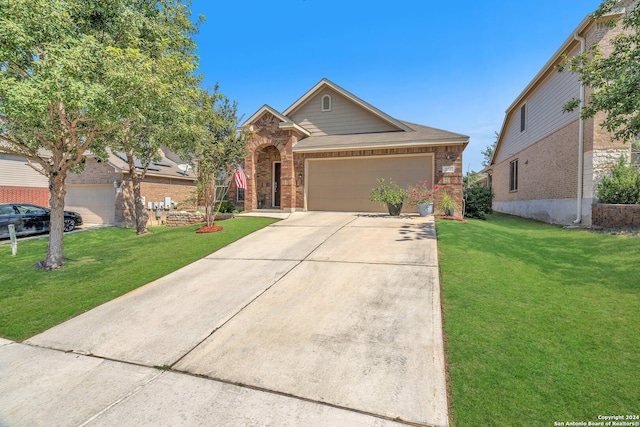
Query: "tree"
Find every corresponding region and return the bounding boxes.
[181,88,248,228]
[0,0,201,266]
[560,0,640,142]
[481,131,499,168]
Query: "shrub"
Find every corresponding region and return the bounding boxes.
[215,201,236,213]
[369,178,407,206]
[596,157,640,204]
[464,187,494,219]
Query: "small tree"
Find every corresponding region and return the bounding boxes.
[464,187,494,219]
[481,132,499,168]
[560,0,640,142]
[184,89,247,227]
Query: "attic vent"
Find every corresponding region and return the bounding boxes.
[322,94,331,112]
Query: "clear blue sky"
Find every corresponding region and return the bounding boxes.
[189,0,602,173]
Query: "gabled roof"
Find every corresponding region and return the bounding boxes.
[283,78,413,132]
[293,121,469,153]
[241,104,311,137]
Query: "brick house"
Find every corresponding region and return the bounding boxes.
[489,3,633,226]
[230,78,469,213]
[1,149,196,227]
[66,149,196,226]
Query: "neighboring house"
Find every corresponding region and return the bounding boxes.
[0,154,49,206]
[490,3,634,226]
[66,148,196,226]
[231,78,469,213]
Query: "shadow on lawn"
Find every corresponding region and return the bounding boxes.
[439,214,639,293]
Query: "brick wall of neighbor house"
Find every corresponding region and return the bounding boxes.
[295,145,464,211]
[116,176,196,227]
[592,204,640,229]
[0,186,50,206]
[67,160,121,185]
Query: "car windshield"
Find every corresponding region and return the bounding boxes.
[15,205,48,215]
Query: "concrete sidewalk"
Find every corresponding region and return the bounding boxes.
[0,212,448,426]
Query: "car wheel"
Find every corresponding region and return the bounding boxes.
[63,219,76,232]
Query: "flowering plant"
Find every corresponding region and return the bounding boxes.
[405,181,439,206]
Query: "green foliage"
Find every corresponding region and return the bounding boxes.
[481,131,499,168]
[215,201,235,213]
[369,178,407,206]
[596,156,640,204]
[437,191,459,215]
[0,217,278,341]
[559,0,640,142]
[0,0,203,267]
[464,187,494,219]
[437,213,640,425]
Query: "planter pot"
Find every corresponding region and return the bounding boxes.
[386,202,403,216]
[444,207,455,217]
[417,202,434,217]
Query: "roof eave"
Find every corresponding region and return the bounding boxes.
[293,138,469,153]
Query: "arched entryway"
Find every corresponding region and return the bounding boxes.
[255,145,281,209]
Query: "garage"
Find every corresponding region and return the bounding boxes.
[306,154,434,212]
[65,185,116,224]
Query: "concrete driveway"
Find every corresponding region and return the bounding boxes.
[0,212,448,427]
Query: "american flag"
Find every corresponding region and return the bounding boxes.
[234,165,247,189]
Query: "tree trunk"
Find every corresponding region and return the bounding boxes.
[35,172,67,270]
[131,173,148,235]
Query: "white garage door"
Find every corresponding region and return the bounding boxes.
[65,185,115,224]
[306,154,434,212]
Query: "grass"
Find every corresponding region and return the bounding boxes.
[0,217,278,342]
[436,213,640,426]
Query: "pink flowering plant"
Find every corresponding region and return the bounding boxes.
[405,181,439,206]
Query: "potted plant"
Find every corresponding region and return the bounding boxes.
[406,181,439,216]
[438,191,459,217]
[369,178,407,216]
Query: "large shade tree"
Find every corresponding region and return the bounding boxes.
[560,0,640,142]
[0,0,201,267]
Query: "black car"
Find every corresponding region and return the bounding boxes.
[0,203,83,239]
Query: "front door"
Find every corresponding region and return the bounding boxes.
[273,162,281,208]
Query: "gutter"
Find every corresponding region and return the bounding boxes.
[573,32,586,224]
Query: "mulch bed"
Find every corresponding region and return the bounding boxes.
[434,215,467,223]
[195,225,224,233]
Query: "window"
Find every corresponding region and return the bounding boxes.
[322,94,331,112]
[509,159,518,191]
[237,187,245,202]
[520,104,527,133]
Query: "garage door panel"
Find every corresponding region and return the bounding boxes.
[307,155,433,212]
[65,185,115,224]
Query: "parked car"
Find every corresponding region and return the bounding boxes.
[0,203,83,239]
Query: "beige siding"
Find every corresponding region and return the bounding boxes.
[0,156,48,187]
[289,88,399,136]
[496,46,580,164]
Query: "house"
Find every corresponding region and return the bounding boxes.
[0,154,50,206]
[1,149,196,226]
[66,148,196,226]
[230,78,469,213]
[490,3,634,226]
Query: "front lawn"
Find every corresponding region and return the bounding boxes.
[437,213,640,426]
[0,217,277,342]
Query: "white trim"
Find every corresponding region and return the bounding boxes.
[321,94,332,112]
[293,139,468,153]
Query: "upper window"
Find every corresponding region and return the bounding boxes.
[509,159,519,192]
[520,104,527,133]
[322,95,331,112]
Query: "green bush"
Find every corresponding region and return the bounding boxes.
[464,187,494,219]
[215,201,236,213]
[596,157,640,204]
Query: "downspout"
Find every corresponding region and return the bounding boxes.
[573,32,586,224]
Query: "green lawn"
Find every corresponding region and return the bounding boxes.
[0,217,277,342]
[437,213,640,426]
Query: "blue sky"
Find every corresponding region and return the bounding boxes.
[189,0,602,173]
